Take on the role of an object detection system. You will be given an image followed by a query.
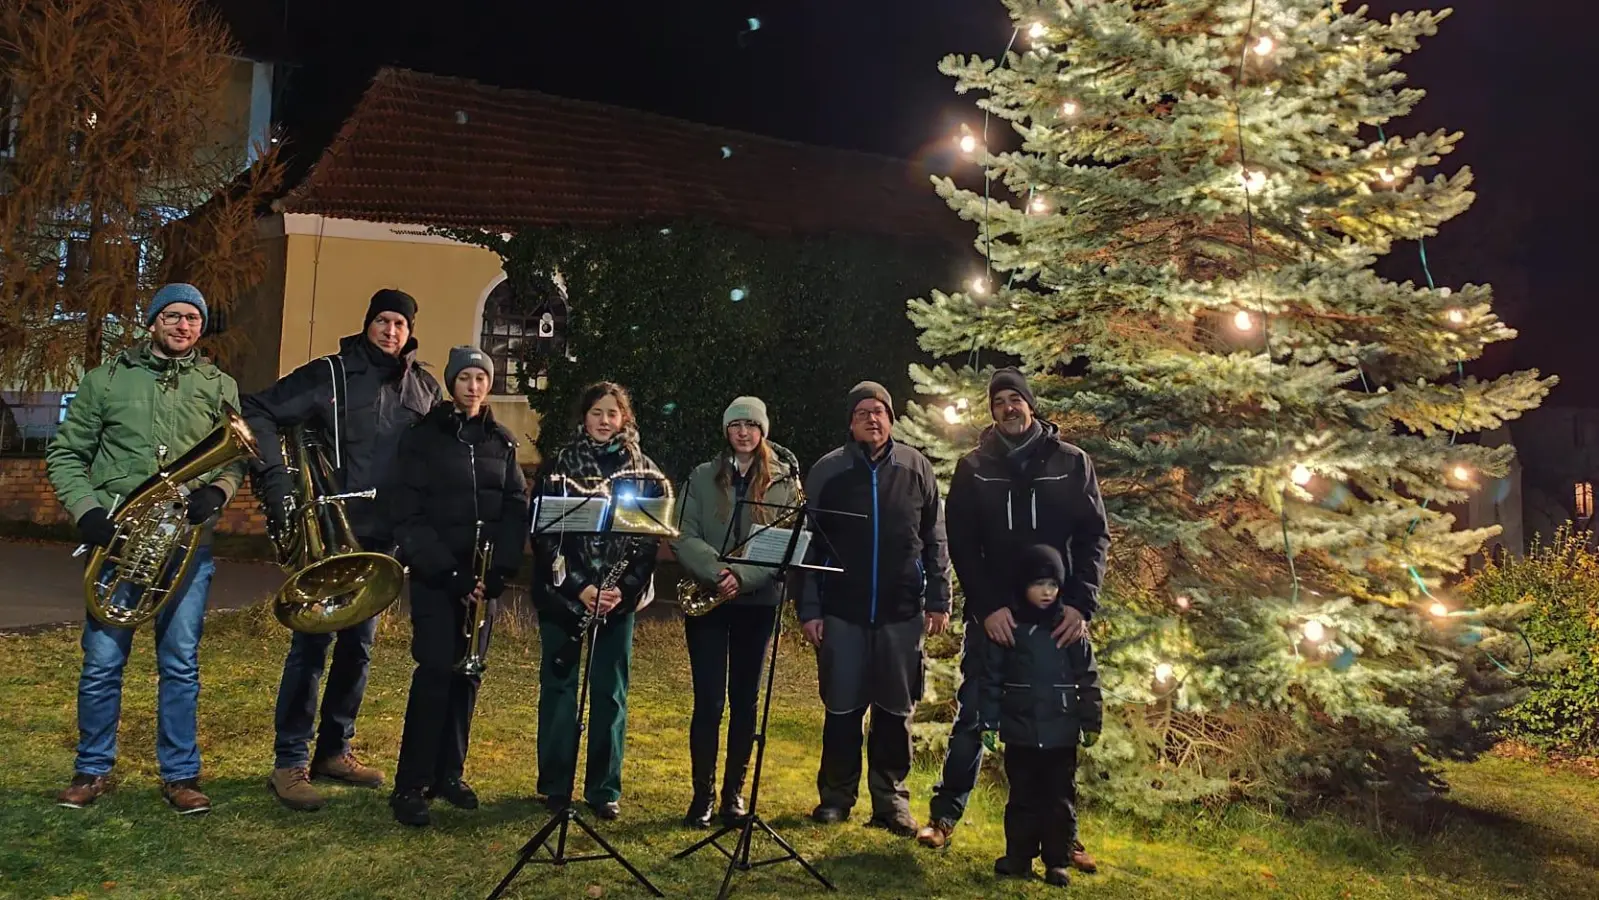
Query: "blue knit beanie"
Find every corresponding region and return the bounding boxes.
[145,283,208,329]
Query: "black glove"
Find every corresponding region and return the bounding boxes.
[75,507,116,547]
[185,485,227,525]
[484,568,511,600]
[443,569,479,600]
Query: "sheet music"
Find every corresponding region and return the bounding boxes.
[739,525,812,565]
[611,497,676,536]
[533,496,608,533]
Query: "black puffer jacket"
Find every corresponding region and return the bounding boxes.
[243,334,440,544]
[979,627,1103,750]
[387,404,528,586]
[945,421,1110,623]
[797,439,951,626]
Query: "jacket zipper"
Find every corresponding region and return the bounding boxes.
[1031,489,1038,529]
[869,463,880,624]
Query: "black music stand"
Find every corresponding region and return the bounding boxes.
[487,477,674,900]
[674,497,857,900]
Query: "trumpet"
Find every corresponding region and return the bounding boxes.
[457,523,494,676]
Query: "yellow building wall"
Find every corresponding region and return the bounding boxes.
[277,230,544,463]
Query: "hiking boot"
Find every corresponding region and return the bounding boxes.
[994,856,1033,879]
[1071,840,1098,873]
[311,751,385,788]
[162,779,212,815]
[425,779,479,810]
[390,788,430,827]
[719,793,749,827]
[57,773,109,809]
[268,767,327,811]
[1044,866,1072,888]
[809,804,849,824]
[685,792,715,829]
[916,818,956,849]
[866,809,918,838]
[587,800,621,820]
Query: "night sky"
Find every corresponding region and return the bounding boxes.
[256,0,1595,402]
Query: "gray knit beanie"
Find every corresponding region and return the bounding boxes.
[723,396,770,436]
[845,380,895,425]
[445,345,494,386]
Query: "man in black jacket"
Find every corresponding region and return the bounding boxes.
[798,381,950,837]
[244,289,441,811]
[917,368,1110,871]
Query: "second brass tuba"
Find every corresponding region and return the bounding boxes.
[264,426,405,633]
[84,405,261,629]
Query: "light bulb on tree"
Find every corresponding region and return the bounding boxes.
[969,277,989,296]
[1029,22,1046,40]
[1242,169,1268,193]
[1030,196,1048,214]
[1174,595,1191,611]
[1061,100,1079,117]
[1302,620,1326,643]
[1379,168,1397,184]
[1429,601,1450,619]
[1446,308,1466,325]
[1252,35,1275,56]
[942,405,961,425]
[1291,464,1313,486]
[956,398,969,411]
[1154,662,1175,685]
[1450,463,1472,484]
[1233,310,1256,332]
[958,134,978,154]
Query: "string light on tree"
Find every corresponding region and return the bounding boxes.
[1233,309,1256,332]
[1061,100,1079,117]
[1154,662,1175,686]
[1449,463,1473,484]
[1379,168,1397,184]
[969,276,989,296]
[1028,21,1046,40]
[1174,595,1191,611]
[1302,619,1327,643]
[1241,168,1268,193]
[1291,463,1313,486]
[1429,601,1450,619]
[1252,35,1275,56]
[1446,307,1466,325]
[1030,196,1048,214]
[942,405,961,425]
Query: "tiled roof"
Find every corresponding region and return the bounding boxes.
[275,68,963,243]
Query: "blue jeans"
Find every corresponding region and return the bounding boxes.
[928,625,989,825]
[272,615,379,769]
[76,546,214,783]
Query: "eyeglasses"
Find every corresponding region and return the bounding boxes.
[852,406,890,422]
[157,311,204,327]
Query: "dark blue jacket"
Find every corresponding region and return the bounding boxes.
[980,625,1103,750]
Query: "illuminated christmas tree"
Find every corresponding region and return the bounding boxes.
[900,0,1551,808]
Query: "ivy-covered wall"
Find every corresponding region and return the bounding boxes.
[458,222,955,480]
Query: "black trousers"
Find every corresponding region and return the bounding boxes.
[684,603,777,800]
[394,583,486,792]
[1003,745,1079,868]
[817,705,912,817]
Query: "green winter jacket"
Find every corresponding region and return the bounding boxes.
[46,345,246,526]
[672,442,803,607]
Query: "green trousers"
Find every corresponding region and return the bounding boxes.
[537,611,636,805]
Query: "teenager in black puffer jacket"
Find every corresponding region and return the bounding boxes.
[386,347,527,827]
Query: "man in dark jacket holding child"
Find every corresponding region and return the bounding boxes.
[919,368,1110,872]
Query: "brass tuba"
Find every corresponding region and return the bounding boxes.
[264,426,405,633]
[84,405,261,629]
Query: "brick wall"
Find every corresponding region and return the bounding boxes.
[0,457,267,535]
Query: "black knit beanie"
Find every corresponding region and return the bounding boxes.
[364,289,418,329]
[1014,544,1066,623]
[988,367,1036,411]
[845,380,895,426]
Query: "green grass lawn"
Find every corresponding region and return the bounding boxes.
[2,605,1598,900]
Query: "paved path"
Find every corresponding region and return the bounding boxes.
[0,539,284,631]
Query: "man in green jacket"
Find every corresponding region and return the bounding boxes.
[45,283,247,815]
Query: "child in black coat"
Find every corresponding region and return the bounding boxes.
[980,544,1103,888]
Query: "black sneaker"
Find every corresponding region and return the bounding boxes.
[425,779,479,810]
[810,804,849,824]
[866,809,918,838]
[390,788,430,827]
[995,856,1034,879]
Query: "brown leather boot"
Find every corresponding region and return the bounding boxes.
[269,767,327,811]
[916,818,956,849]
[162,779,212,815]
[311,752,385,788]
[57,773,110,809]
[1070,840,1098,873]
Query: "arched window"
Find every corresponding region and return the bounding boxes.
[480,277,566,394]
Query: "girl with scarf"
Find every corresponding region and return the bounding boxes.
[531,382,665,820]
[671,397,804,828]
